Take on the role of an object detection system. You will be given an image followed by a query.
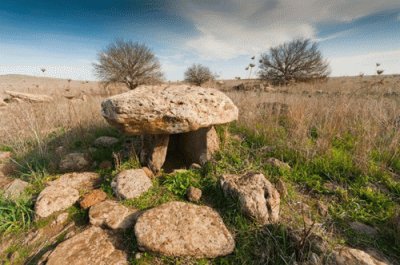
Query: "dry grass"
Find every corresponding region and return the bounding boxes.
[225,76,400,173]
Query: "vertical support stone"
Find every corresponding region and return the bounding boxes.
[179,126,220,165]
[140,134,169,173]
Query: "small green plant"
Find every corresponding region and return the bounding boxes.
[0,196,33,234]
[163,170,202,197]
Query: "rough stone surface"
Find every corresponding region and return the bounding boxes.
[94,136,119,147]
[5,90,53,103]
[186,186,202,202]
[89,200,138,230]
[59,153,91,172]
[101,85,238,135]
[220,173,280,224]
[111,169,152,199]
[35,186,79,218]
[80,189,107,209]
[142,167,154,178]
[266,157,291,170]
[135,201,235,258]
[179,126,220,165]
[334,247,389,265]
[349,222,378,236]
[99,160,113,170]
[48,172,100,191]
[140,134,169,172]
[3,179,29,199]
[275,179,288,199]
[46,226,128,265]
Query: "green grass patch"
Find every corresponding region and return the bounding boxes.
[0,196,33,234]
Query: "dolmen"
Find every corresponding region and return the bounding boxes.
[101,85,238,172]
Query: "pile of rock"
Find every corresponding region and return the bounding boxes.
[101,85,238,172]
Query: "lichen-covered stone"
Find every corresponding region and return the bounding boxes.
[221,173,280,224]
[46,226,128,265]
[134,201,235,258]
[101,85,238,135]
[111,169,152,199]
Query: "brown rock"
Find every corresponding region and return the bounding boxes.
[140,134,169,173]
[221,173,280,224]
[99,160,113,170]
[101,85,238,135]
[48,172,100,191]
[142,167,154,178]
[334,247,389,265]
[5,90,53,103]
[80,189,107,209]
[111,169,152,199]
[94,136,119,148]
[186,186,202,202]
[134,201,235,258]
[46,226,128,265]
[266,158,291,170]
[179,126,220,165]
[89,200,138,230]
[317,201,329,217]
[276,179,288,199]
[349,222,378,237]
[3,179,29,200]
[35,186,79,218]
[59,153,91,172]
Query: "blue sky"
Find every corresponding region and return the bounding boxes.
[0,0,399,81]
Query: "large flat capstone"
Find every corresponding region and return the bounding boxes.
[134,201,235,258]
[101,85,238,135]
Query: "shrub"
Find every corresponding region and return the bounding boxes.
[259,38,330,85]
[184,64,215,86]
[93,39,164,90]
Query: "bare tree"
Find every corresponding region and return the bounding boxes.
[184,64,215,86]
[259,39,330,85]
[93,39,163,90]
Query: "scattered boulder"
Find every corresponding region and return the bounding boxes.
[35,186,79,218]
[334,247,389,265]
[220,173,280,224]
[134,201,235,258]
[111,169,152,199]
[35,172,100,218]
[3,179,29,200]
[275,179,288,199]
[186,186,202,202]
[266,158,291,170]
[94,136,119,148]
[349,222,378,237]
[5,90,53,103]
[59,153,91,172]
[46,226,128,265]
[48,172,100,191]
[99,160,113,170]
[89,200,138,230]
[101,85,238,171]
[80,189,107,209]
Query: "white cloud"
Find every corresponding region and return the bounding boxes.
[329,49,400,76]
[176,0,400,60]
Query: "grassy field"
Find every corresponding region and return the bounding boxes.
[0,75,399,264]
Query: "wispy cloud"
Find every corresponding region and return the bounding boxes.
[176,0,400,60]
